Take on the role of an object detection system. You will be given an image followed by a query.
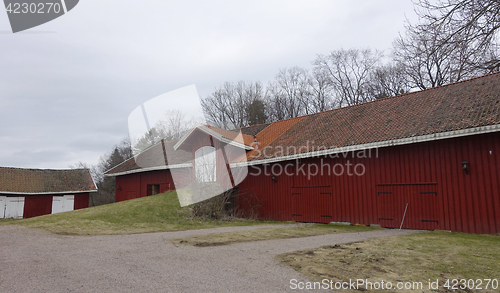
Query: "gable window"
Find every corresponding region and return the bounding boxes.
[195,146,216,182]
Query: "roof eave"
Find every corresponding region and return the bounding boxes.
[231,124,500,167]
[0,190,98,195]
[104,162,192,177]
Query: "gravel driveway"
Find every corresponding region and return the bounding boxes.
[0,225,417,293]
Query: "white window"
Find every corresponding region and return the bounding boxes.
[1,196,24,219]
[195,146,216,182]
[52,195,75,214]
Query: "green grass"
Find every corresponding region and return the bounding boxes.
[171,223,382,247]
[0,191,275,235]
[278,231,500,292]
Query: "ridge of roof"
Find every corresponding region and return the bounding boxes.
[254,71,500,125]
[237,121,272,130]
[371,70,500,103]
[246,71,500,161]
[0,166,89,171]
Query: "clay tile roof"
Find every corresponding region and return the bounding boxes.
[254,72,500,160]
[243,117,304,161]
[105,140,192,175]
[236,123,271,136]
[105,72,500,174]
[0,167,97,194]
[206,125,255,147]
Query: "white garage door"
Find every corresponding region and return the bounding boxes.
[52,195,75,214]
[0,196,5,218]
[1,197,25,219]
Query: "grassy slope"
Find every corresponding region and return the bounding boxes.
[278,231,500,292]
[0,191,273,235]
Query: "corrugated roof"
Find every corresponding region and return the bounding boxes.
[0,167,97,194]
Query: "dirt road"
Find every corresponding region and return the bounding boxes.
[0,225,417,292]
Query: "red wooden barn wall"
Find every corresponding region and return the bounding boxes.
[74,193,90,210]
[20,193,90,218]
[23,195,52,218]
[115,169,191,202]
[236,132,500,234]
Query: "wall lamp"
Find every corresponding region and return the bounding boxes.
[271,173,277,182]
[461,161,469,175]
[117,185,122,190]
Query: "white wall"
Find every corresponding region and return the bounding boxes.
[0,196,5,218]
[51,195,75,214]
[0,196,25,219]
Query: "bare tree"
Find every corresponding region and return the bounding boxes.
[265,67,312,121]
[68,161,100,184]
[393,14,497,89]
[70,137,133,206]
[308,67,334,112]
[156,109,197,140]
[414,0,500,71]
[133,109,198,153]
[117,137,133,160]
[202,81,266,129]
[314,48,383,107]
[368,62,411,99]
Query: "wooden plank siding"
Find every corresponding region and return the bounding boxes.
[236,132,500,234]
[115,169,191,202]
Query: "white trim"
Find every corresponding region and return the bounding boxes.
[173,125,199,150]
[231,124,500,167]
[86,169,98,191]
[173,124,254,151]
[103,140,163,175]
[104,163,192,177]
[0,190,97,195]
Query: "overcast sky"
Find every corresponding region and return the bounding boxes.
[0,0,417,169]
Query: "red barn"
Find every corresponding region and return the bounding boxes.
[0,167,96,218]
[105,73,500,234]
[105,140,192,202]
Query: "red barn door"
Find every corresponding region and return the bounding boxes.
[377,183,439,230]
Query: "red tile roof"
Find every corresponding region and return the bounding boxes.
[255,72,500,159]
[237,123,271,136]
[0,167,97,194]
[106,72,500,175]
[206,125,255,147]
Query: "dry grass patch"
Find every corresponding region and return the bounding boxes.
[0,191,275,235]
[277,231,500,292]
[170,223,382,247]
